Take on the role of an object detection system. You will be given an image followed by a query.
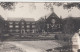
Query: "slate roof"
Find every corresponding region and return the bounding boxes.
[7,17,35,21]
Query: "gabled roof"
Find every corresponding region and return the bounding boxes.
[7,17,35,21]
[45,12,61,23]
[46,12,59,19]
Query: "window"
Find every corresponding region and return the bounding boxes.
[15,22,19,24]
[32,25,35,28]
[9,29,12,32]
[72,45,78,49]
[26,22,30,24]
[27,29,30,32]
[47,24,49,28]
[51,19,56,24]
[9,25,13,28]
[5,24,7,25]
[26,25,30,28]
[21,22,24,24]
[32,22,35,24]
[22,26,24,28]
[15,25,19,28]
[32,29,35,33]
[9,22,13,24]
[15,29,19,32]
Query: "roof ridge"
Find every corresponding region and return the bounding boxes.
[7,17,35,21]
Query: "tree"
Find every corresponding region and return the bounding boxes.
[44,2,80,12]
[36,17,46,33]
[0,15,5,33]
[0,15,5,41]
[62,17,76,34]
[0,2,16,10]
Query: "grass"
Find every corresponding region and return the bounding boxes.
[0,42,24,52]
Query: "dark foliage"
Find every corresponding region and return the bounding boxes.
[0,2,15,10]
[0,15,5,32]
[63,3,80,9]
[44,2,80,11]
[62,17,80,34]
[36,18,46,33]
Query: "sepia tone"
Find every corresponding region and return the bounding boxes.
[0,2,80,52]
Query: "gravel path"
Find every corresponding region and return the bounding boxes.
[8,42,46,52]
[7,40,61,52]
[0,40,62,52]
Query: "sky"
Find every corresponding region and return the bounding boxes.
[0,2,80,21]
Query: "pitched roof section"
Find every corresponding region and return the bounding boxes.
[7,18,35,21]
[46,12,59,19]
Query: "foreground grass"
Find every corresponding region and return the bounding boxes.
[0,42,24,52]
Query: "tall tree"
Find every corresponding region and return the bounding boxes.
[36,17,46,33]
[0,15,5,33]
[62,17,75,34]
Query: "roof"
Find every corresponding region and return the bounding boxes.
[7,17,35,21]
[46,12,59,19]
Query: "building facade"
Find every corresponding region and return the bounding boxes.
[4,18,36,34]
[45,12,62,32]
[3,12,63,34]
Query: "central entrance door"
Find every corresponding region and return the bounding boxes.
[21,29,25,34]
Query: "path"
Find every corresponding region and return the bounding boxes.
[7,40,62,52]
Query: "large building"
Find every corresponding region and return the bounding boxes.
[4,18,36,34]
[3,12,62,34]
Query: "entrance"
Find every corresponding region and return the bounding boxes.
[21,29,25,34]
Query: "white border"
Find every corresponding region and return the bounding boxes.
[0,0,80,2]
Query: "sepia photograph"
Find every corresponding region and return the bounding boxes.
[0,2,80,52]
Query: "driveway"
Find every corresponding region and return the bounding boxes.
[7,40,61,52]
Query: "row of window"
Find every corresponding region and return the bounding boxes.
[9,25,35,28]
[9,29,35,32]
[9,22,35,25]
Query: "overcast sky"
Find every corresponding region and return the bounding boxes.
[0,2,80,21]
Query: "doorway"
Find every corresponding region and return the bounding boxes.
[21,29,25,34]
